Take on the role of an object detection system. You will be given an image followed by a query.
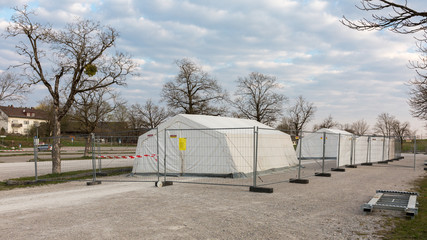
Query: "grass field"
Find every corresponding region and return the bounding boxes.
[379,174,427,239]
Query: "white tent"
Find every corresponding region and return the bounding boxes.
[133,114,298,177]
[338,135,396,166]
[296,128,353,160]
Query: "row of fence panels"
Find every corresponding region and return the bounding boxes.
[31,128,413,189]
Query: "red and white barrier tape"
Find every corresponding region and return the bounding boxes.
[0,149,24,152]
[98,154,157,160]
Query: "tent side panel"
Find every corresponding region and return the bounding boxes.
[256,130,298,171]
[354,136,369,164]
[338,135,352,166]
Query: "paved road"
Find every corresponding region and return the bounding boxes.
[0,158,134,181]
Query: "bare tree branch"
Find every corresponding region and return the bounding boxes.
[313,115,339,131]
[130,100,171,129]
[341,0,427,34]
[0,72,30,104]
[161,58,227,115]
[3,6,136,173]
[285,95,316,137]
[233,72,286,126]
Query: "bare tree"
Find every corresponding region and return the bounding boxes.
[340,123,355,134]
[131,99,171,129]
[313,115,339,131]
[351,119,370,135]
[342,1,427,123]
[276,117,293,131]
[409,35,427,120]
[391,119,411,148]
[341,0,427,34]
[162,58,227,115]
[5,6,136,173]
[109,102,128,123]
[71,89,118,156]
[286,95,316,137]
[374,112,396,136]
[0,72,29,104]
[233,72,286,126]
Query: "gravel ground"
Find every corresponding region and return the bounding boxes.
[0,154,425,240]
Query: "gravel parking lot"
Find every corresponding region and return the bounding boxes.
[0,154,425,240]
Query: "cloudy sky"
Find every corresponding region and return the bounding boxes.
[0,0,426,135]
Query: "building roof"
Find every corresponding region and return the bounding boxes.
[0,105,49,120]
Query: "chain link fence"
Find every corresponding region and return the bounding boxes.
[27,128,418,191]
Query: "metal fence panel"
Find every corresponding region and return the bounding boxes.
[33,135,93,182]
[163,128,255,186]
[98,130,158,182]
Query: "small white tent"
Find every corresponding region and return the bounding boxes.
[337,135,396,166]
[133,114,298,177]
[296,128,353,160]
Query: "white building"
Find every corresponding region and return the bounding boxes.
[0,106,48,135]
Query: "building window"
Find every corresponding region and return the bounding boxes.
[24,121,29,125]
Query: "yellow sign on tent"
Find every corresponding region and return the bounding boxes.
[179,138,187,151]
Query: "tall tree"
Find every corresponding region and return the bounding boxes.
[5,6,136,173]
[391,119,412,148]
[0,72,29,104]
[131,99,171,129]
[161,58,227,115]
[351,119,370,135]
[374,112,396,137]
[233,72,286,126]
[71,89,118,156]
[409,36,427,120]
[276,117,293,132]
[313,115,339,131]
[286,95,316,137]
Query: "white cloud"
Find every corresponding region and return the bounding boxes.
[0,0,425,133]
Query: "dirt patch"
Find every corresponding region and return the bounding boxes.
[0,154,425,240]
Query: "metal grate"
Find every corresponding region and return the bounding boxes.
[362,190,419,217]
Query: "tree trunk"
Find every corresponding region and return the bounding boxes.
[51,110,61,174]
[84,135,91,157]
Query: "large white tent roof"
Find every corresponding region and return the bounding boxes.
[160,114,275,130]
[315,128,353,135]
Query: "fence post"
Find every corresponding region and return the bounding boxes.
[33,136,38,182]
[290,131,309,183]
[97,136,102,174]
[298,133,303,178]
[387,137,391,161]
[350,136,354,165]
[366,136,371,163]
[156,128,160,183]
[331,133,345,171]
[252,126,258,188]
[414,136,417,170]
[249,127,273,192]
[322,132,326,173]
[315,132,331,177]
[163,129,167,183]
[87,133,101,185]
[337,133,341,167]
[381,136,385,162]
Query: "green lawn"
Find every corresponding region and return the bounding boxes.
[379,174,427,239]
[0,167,133,191]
